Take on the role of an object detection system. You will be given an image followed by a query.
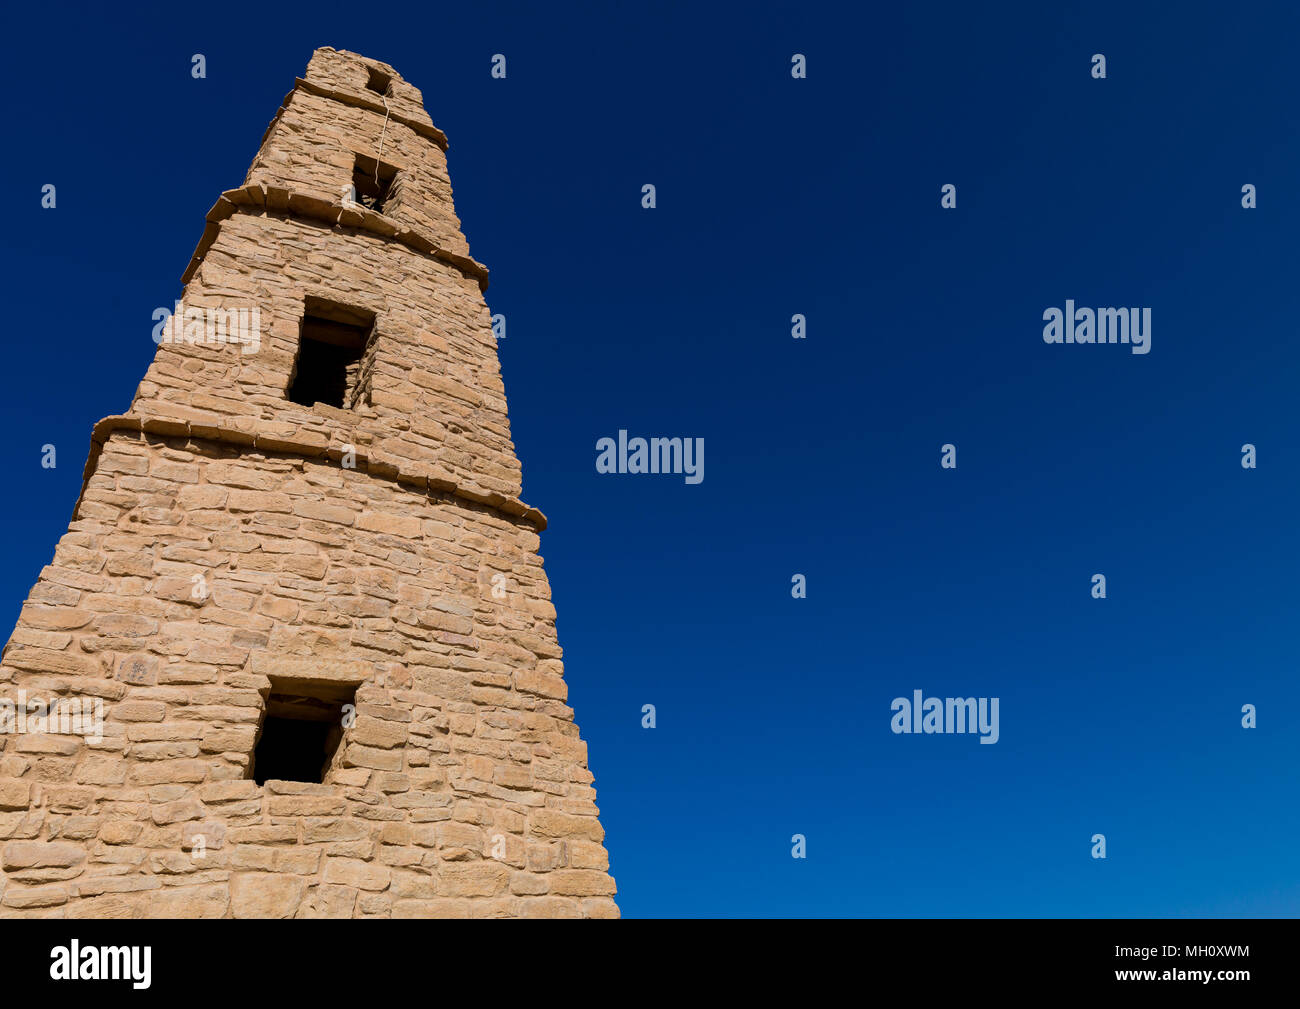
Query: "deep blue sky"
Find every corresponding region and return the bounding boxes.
[3,2,1298,917]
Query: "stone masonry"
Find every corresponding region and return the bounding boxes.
[0,48,618,918]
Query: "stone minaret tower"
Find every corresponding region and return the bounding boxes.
[0,48,617,918]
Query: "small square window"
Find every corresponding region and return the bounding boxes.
[351,154,397,214]
[287,297,376,409]
[365,66,391,95]
[250,680,358,786]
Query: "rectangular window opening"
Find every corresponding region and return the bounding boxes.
[365,66,391,96]
[287,297,376,409]
[351,154,397,214]
[250,679,358,786]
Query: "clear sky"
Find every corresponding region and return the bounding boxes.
[2,1,1298,917]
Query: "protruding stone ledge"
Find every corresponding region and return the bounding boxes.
[74,415,547,531]
[299,77,448,148]
[180,185,490,292]
[249,654,375,688]
[257,78,449,154]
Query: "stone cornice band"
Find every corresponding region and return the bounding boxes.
[181,185,490,292]
[74,415,548,532]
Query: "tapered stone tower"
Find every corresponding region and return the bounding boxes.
[0,48,617,918]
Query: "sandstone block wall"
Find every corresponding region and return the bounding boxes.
[0,48,617,918]
[248,49,468,257]
[135,213,522,501]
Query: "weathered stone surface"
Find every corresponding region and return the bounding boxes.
[2,842,86,871]
[144,884,229,919]
[0,780,32,812]
[0,47,615,919]
[549,869,619,897]
[438,863,510,898]
[230,873,306,918]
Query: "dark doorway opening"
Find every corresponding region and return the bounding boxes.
[365,66,391,96]
[250,682,356,786]
[351,154,397,213]
[286,298,375,409]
